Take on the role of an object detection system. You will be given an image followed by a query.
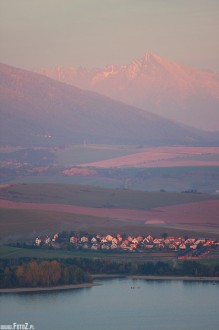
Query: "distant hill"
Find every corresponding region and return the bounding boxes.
[0,63,218,147]
[36,52,219,131]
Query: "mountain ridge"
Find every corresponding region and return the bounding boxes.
[0,62,218,147]
[35,52,219,131]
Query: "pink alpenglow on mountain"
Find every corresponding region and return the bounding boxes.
[36,52,219,131]
[1,62,218,147]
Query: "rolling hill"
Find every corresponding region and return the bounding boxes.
[0,62,218,147]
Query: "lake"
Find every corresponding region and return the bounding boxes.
[0,278,218,330]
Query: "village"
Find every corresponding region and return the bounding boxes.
[34,231,219,260]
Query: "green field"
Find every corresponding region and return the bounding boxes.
[9,166,219,193]
[1,245,218,266]
[55,144,140,166]
[1,183,218,209]
[0,245,178,263]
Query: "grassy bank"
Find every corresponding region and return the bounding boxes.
[1,245,219,265]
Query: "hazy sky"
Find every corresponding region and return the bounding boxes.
[0,0,219,70]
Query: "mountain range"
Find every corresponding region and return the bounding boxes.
[36,52,219,131]
[0,62,218,147]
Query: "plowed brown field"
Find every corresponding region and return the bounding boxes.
[1,199,218,225]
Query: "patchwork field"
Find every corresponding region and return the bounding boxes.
[2,145,219,193]
[0,184,219,241]
[78,146,219,168]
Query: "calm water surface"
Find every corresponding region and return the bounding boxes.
[0,278,218,330]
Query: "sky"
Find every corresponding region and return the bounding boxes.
[0,0,219,71]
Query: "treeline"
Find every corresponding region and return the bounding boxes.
[0,260,92,289]
[61,257,219,277]
[1,257,219,289]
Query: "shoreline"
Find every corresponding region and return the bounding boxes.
[92,274,219,282]
[92,274,126,279]
[0,282,100,293]
[128,275,219,281]
[1,275,218,293]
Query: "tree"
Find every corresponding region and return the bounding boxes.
[16,265,25,286]
[162,233,168,239]
[25,262,40,287]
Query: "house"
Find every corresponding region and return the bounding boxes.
[91,245,99,251]
[185,238,196,244]
[123,239,129,245]
[111,243,118,250]
[132,238,139,244]
[96,234,102,241]
[101,244,110,250]
[169,244,177,250]
[174,238,184,245]
[153,238,162,244]
[158,243,165,249]
[81,236,89,243]
[106,234,113,242]
[42,236,51,245]
[136,236,143,243]
[70,236,78,244]
[167,236,175,242]
[190,244,197,250]
[112,238,118,245]
[120,243,129,250]
[143,238,150,244]
[91,237,97,244]
[204,239,215,246]
[195,239,206,245]
[117,234,123,242]
[144,244,153,249]
[146,235,153,242]
[52,233,59,242]
[35,237,42,246]
[127,236,133,242]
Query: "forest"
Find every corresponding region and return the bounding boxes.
[0,259,92,289]
[1,257,219,289]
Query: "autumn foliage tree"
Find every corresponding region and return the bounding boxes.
[3,260,90,288]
